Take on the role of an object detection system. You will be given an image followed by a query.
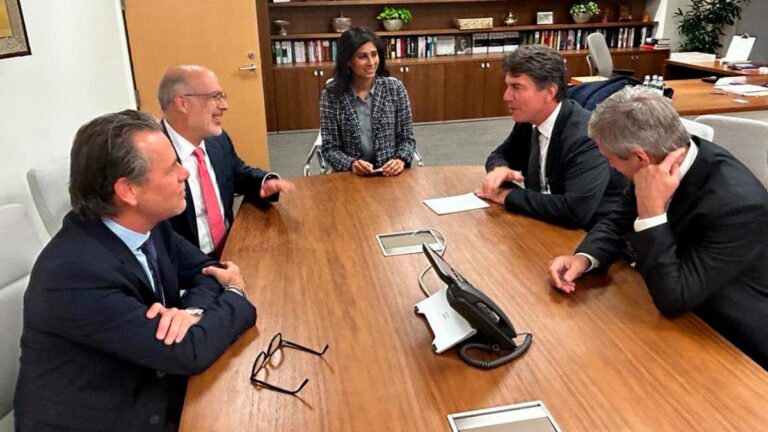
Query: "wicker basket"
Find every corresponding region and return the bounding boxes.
[452,17,493,30]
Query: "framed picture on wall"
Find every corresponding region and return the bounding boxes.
[1,0,31,59]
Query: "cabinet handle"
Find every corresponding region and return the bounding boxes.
[319,70,324,76]
[238,63,258,71]
[313,71,317,77]
[405,66,409,73]
[399,67,403,72]
[480,63,485,69]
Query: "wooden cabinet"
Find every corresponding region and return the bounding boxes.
[563,54,592,78]
[445,60,506,120]
[390,64,446,123]
[273,66,332,131]
[613,50,668,80]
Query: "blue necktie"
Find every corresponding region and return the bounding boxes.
[140,237,166,305]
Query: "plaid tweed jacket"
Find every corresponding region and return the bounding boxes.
[320,75,417,171]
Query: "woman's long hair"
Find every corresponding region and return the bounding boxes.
[327,26,389,96]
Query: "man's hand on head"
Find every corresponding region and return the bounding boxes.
[633,147,685,218]
[260,178,295,199]
[146,303,201,345]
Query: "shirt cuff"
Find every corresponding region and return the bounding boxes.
[634,213,668,232]
[260,172,280,190]
[575,252,599,272]
[184,307,204,317]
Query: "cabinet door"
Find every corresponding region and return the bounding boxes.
[274,68,323,131]
[611,53,640,78]
[634,51,668,79]
[403,64,445,123]
[563,54,591,79]
[483,60,508,118]
[444,61,486,121]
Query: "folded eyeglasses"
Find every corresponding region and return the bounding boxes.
[249,332,329,395]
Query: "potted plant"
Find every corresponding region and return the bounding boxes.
[376,7,412,31]
[675,0,751,54]
[570,1,600,24]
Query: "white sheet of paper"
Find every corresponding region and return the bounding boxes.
[715,83,768,96]
[722,35,756,62]
[423,192,490,215]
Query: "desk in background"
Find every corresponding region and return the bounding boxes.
[180,167,768,431]
[664,58,768,79]
[668,75,768,116]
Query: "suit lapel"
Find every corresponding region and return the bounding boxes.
[544,101,570,182]
[162,120,199,243]
[73,214,159,304]
[341,90,362,151]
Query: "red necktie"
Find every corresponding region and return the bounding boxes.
[192,147,226,251]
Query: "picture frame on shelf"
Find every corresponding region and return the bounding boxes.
[536,11,554,25]
[0,0,31,59]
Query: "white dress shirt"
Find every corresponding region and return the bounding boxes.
[532,102,563,194]
[164,120,227,254]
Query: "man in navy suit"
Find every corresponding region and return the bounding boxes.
[477,45,627,230]
[549,88,768,370]
[158,65,294,256]
[14,110,257,431]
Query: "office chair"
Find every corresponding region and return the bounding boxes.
[26,156,71,237]
[0,204,42,432]
[586,33,635,78]
[679,118,714,141]
[695,115,768,188]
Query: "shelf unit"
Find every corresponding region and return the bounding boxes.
[258,0,667,131]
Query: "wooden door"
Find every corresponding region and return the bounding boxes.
[403,63,445,123]
[483,60,508,118]
[274,68,324,131]
[444,61,486,120]
[123,0,269,168]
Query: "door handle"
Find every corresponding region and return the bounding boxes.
[239,64,258,71]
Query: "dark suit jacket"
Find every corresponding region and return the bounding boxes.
[577,138,768,370]
[485,99,628,230]
[14,212,257,431]
[163,126,278,250]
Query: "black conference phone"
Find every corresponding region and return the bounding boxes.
[422,244,532,369]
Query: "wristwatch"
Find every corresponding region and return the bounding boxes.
[225,284,247,299]
[185,307,204,317]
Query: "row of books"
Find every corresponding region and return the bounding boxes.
[272,39,338,64]
[271,26,656,65]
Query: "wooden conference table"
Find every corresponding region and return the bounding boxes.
[180,167,768,431]
[668,75,768,116]
[664,58,768,79]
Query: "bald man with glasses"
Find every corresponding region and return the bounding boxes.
[158,65,294,257]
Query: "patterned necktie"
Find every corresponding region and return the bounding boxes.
[527,127,542,192]
[140,237,166,305]
[192,147,227,251]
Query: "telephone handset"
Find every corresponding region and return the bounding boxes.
[422,244,532,368]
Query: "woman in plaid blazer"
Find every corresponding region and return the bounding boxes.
[320,27,417,176]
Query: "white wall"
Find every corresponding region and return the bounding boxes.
[0,0,135,237]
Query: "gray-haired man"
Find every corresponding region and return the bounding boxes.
[549,87,768,370]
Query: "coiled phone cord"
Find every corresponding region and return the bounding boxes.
[458,333,533,369]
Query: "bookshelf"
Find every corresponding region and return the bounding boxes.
[258,0,668,131]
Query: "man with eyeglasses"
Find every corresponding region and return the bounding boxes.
[158,64,294,257]
[14,110,256,431]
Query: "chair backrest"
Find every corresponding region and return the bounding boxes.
[304,130,327,176]
[0,204,42,430]
[587,33,613,78]
[695,115,768,188]
[26,157,71,237]
[680,118,715,141]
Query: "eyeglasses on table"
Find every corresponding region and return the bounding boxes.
[249,332,329,395]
